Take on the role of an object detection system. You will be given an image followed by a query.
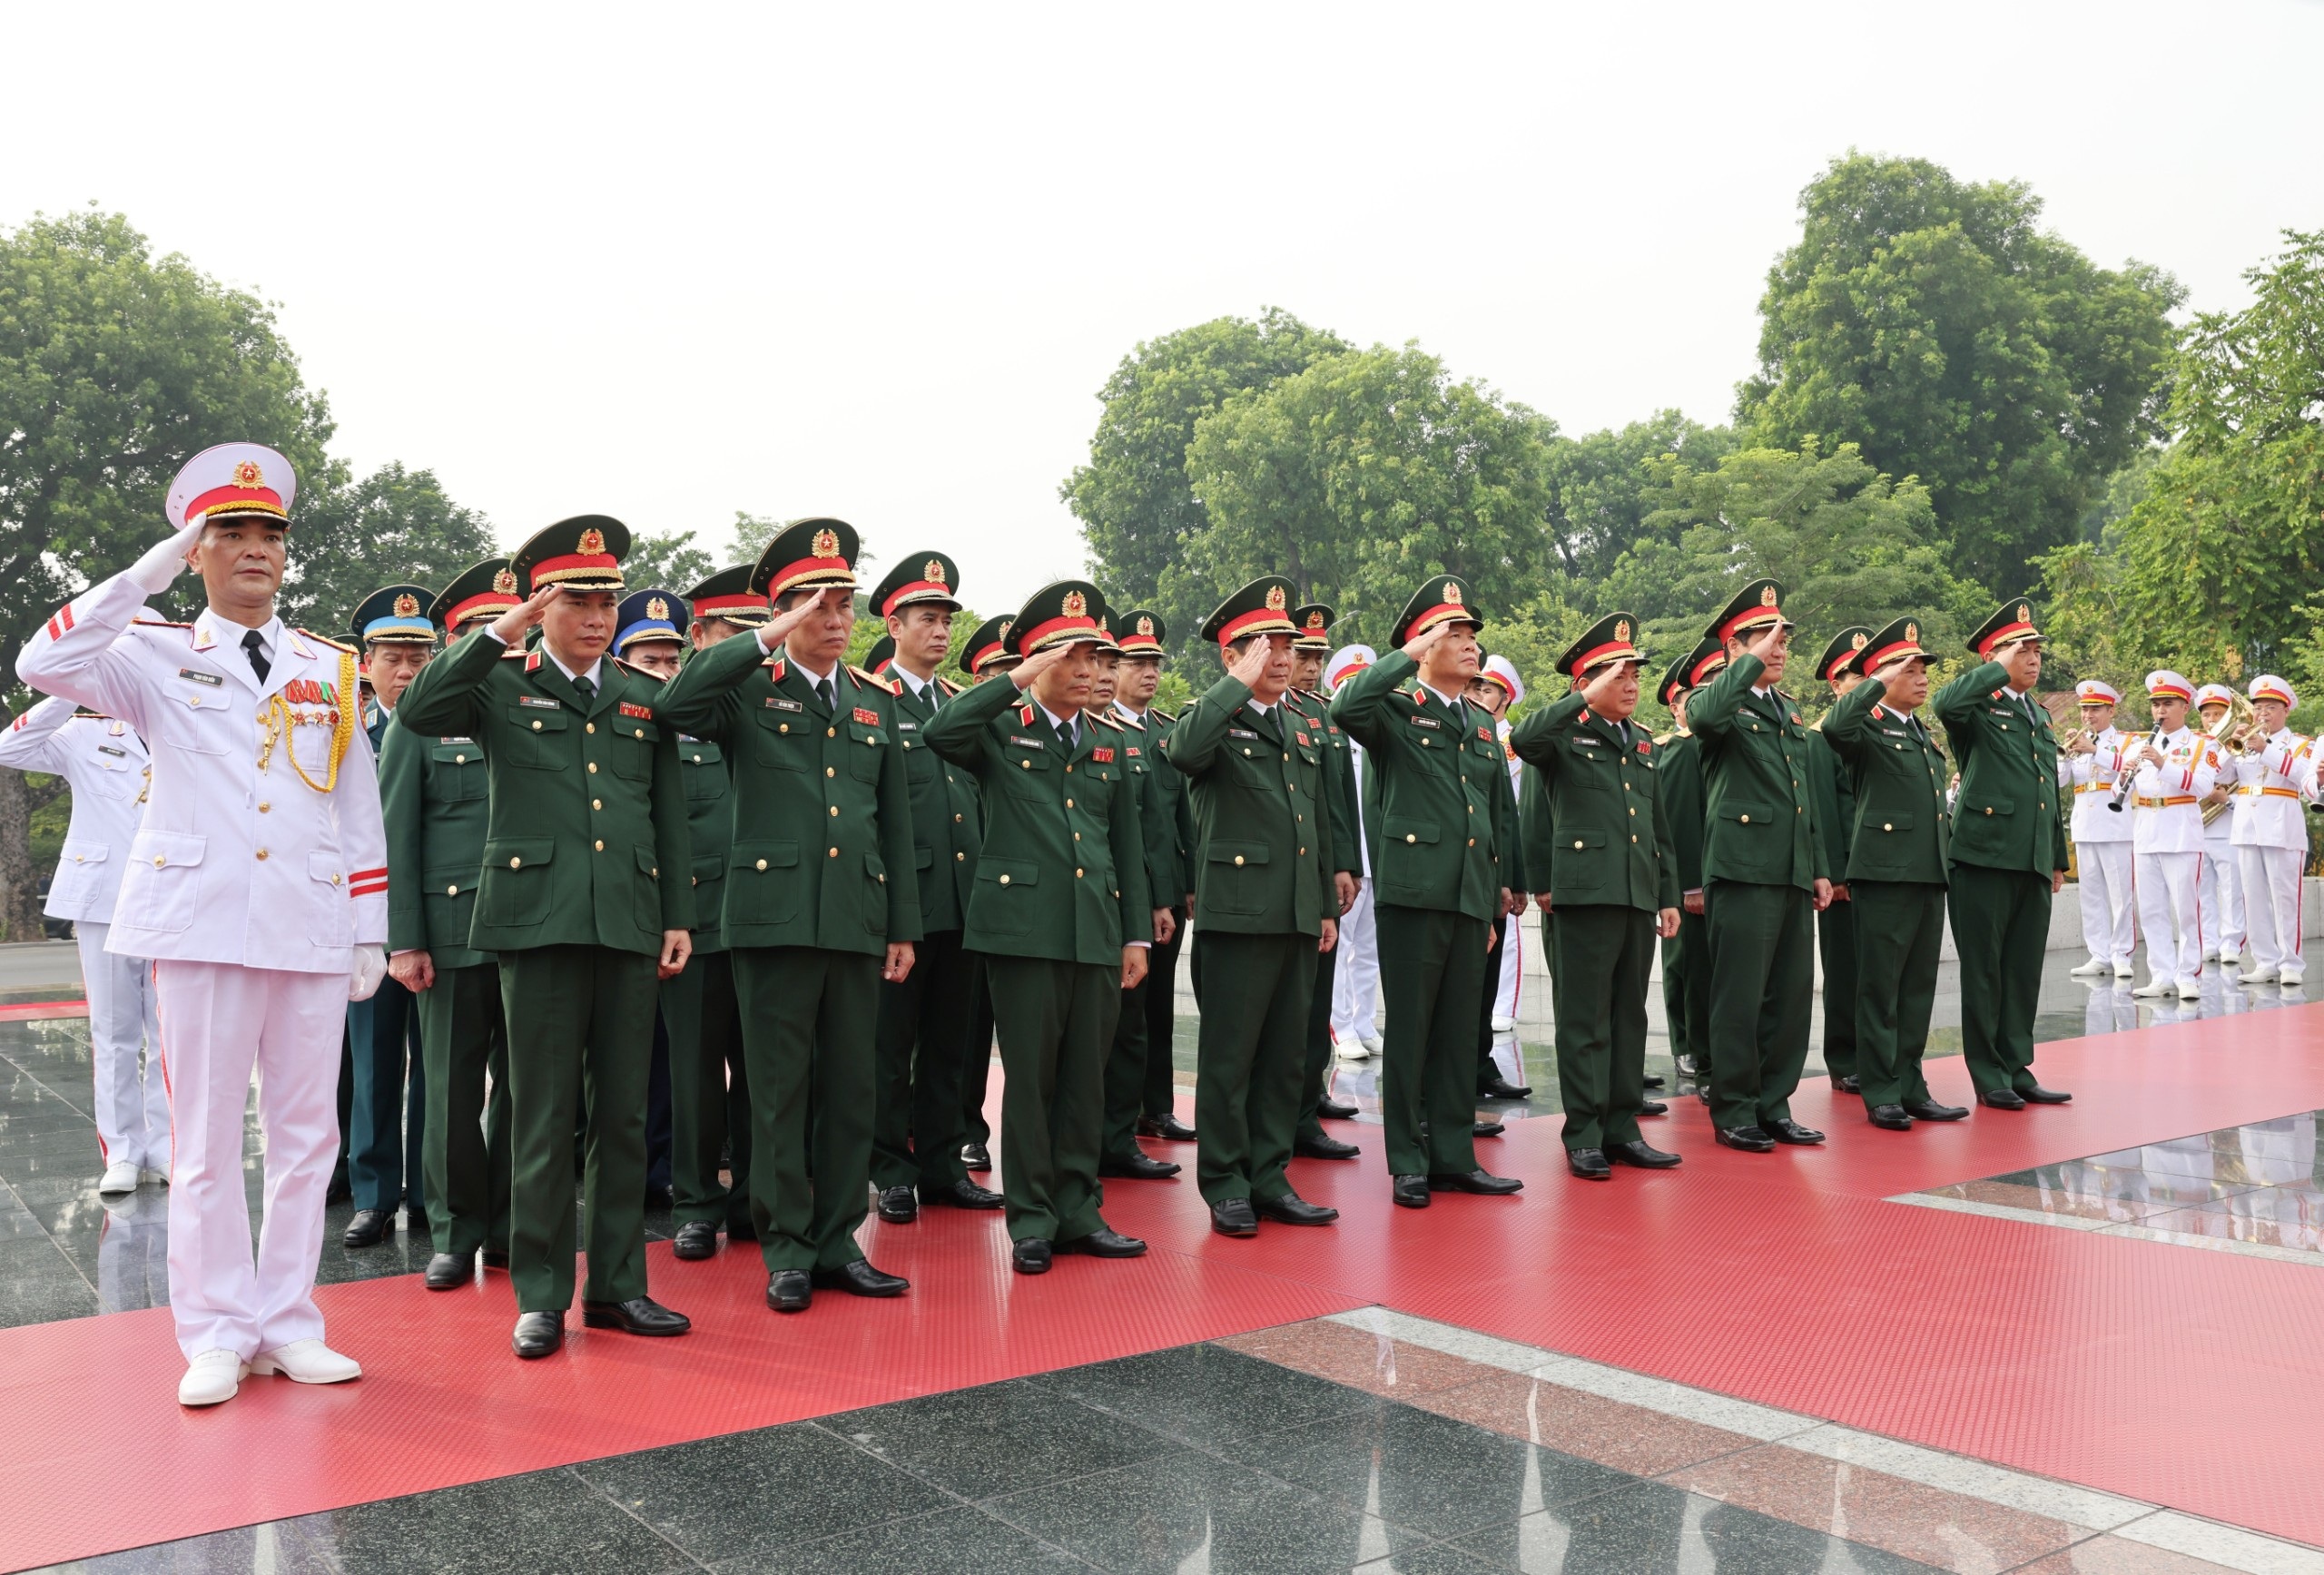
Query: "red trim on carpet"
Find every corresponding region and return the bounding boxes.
[0,999,87,1021]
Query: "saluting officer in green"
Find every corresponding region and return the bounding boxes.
[1117,614,1200,1152]
[655,519,922,1314]
[1654,641,1721,1089]
[396,518,695,1359]
[1285,605,1364,1158]
[1934,599,2073,1109]
[382,561,518,1287]
[1330,576,1522,1208]
[1689,579,1833,1152]
[953,615,1020,1172]
[923,581,1157,1274]
[1821,618,1968,1129]
[1809,628,1869,1095]
[1512,615,1682,1179]
[1165,579,1342,1236]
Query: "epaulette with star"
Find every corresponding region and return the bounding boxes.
[1652,731,1674,746]
[301,629,358,655]
[1088,711,1125,732]
[610,655,653,679]
[848,664,898,695]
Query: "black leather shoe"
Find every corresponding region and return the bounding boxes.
[1831,1075,1862,1094]
[1098,1151,1181,1180]
[766,1270,812,1312]
[1903,1099,1969,1122]
[1643,1074,1667,1090]
[641,1185,674,1211]
[1567,1147,1612,1180]
[1980,1088,2027,1110]
[1716,1126,1775,1153]
[1210,1198,1259,1236]
[1766,1118,1825,1145]
[1391,1174,1432,1208]
[582,1296,691,1336]
[921,1178,1004,1209]
[1011,1238,1051,1275]
[1315,1096,1360,1121]
[1673,1054,1699,1078]
[1428,1169,1523,1196]
[1638,1099,1669,1117]
[812,1259,908,1297]
[424,1252,470,1290]
[512,1311,563,1358]
[961,1141,992,1171]
[1055,1227,1147,1257]
[1472,1120,1505,1138]
[1295,1134,1361,1160]
[1479,1077,1532,1100]
[875,1185,919,1223]
[672,1221,719,1260]
[342,1208,393,1248]
[1608,1140,1681,1169]
[1254,1193,1338,1226]
[2021,1084,2073,1105]
[1695,1086,1712,1105]
[1138,1113,1198,1142]
[1868,1105,1914,1131]
[481,1247,510,1269]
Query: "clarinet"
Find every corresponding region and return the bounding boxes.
[2106,728,2166,812]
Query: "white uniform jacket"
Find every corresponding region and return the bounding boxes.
[2129,726,2217,856]
[16,573,389,973]
[0,695,151,922]
[2068,725,2134,843]
[2229,729,2314,850]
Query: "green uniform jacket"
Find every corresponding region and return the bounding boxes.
[652,635,922,955]
[380,716,495,970]
[675,730,734,954]
[1164,675,1337,937]
[1117,705,1191,910]
[1688,653,1828,891]
[1288,689,1362,881]
[1932,662,2068,875]
[1808,723,1856,885]
[1657,732,1707,893]
[923,676,1153,963]
[1329,651,1512,920]
[1821,679,1951,883]
[1511,693,1681,913]
[395,629,694,957]
[890,674,981,933]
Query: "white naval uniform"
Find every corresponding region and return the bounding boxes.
[2067,726,2137,971]
[2229,729,2313,983]
[1490,717,1522,1030]
[2129,727,2217,989]
[0,696,169,1170]
[1329,733,1382,1048]
[18,573,388,1363]
[2199,758,2245,961]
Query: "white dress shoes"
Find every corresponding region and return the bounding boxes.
[179,1350,248,1407]
[1490,1015,1516,1033]
[98,1158,140,1195]
[2129,978,2174,998]
[2241,966,2279,984]
[2068,958,2112,978]
[250,1339,362,1385]
[1334,1039,1371,1061]
[2176,978,2202,999]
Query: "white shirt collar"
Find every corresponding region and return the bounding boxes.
[789,654,837,690]
[1036,700,1078,736]
[541,644,603,689]
[891,660,938,699]
[1112,700,1145,729]
[1419,681,1463,711]
[1750,683,1773,698]
[202,608,281,656]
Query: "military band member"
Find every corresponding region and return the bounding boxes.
[1820,619,1965,1129]
[397,516,696,1357]
[1689,580,1832,1151]
[22,442,382,1404]
[2227,675,2309,987]
[2192,684,2247,967]
[2063,681,2136,979]
[1511,614,1681,1178]
[1932,599,2071,1107]
[1655,641,1723,1088]
[1808,627,1868,1095]
[1285,605,1364,1156]
[1324,645,1384,1063]
[953,615,1019,1171]
[1330,576,1522,1207]
[1472,654,1531,1102]
[2125,671,2218,1001]
[923,581,1156,1273]
[1166,579,1341,1235]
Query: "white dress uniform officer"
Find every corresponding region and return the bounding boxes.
[2063,681,2136,978]
[1324,645,1383,1059]
[2192,684,2247,965]
[2125,672,2218,1000]
[1479,654,1526,1040]
[16,442,387,1408]
[0,697,168,1191]
[2229,675,2310,987]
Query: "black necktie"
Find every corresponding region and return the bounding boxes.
[1056,718,1076,754]
[574,674,595,705]
[818,676,836,713]
[241,628,270,684]
[922,681,939,711]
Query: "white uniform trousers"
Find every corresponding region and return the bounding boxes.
[1491,912,1521,1028]
[2134,851,2204,988]
[2237,844,2305,982]
[157,960,345,1363]
[1329,880,1381,1044]
[2200,832,2244,958]
[2075,842,2136,970]
[79,921,169,1170]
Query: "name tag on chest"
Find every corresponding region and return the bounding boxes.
[518,695,560,710]
[97,743,128,757]
[765,697,803,713]
[177,669,222,687]
[1409,715,1441,730]
[1007,735,1046,749]
[1228,728,1258,740]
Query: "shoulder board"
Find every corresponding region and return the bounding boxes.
[300,629,357,655]
[847,664,898,695]
[129,617,192,630]
[1151,706,1177,724]
[609,655,652,678]
[1089,712,1125,732]
[1807,716,1825,733]
[937,676,963,697]
[1652,731,1673,746]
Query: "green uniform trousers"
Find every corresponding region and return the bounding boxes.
[1851,881,1945,1111]
[1947,864,2051,1097]
[661,950,752,1232]
[1817,899,1859,1081]
[1551,906,1654,1151]
[983,954,1118,1244]
[1375,904,1487,1176]
[498,945,658,1312]
[871,929,975,1193]
[1662,909,1712,1077]
[417,960,510,1259]
[1473,920,1506,1093]
[1102,965,1157,1166]
[962,959,996,1148]
[347,978,424,1217]
[731,946,877,1274]
[1193,930,1316,1204]
[1142,909,1188,1122]
[1704,881,1815,1133]
[1293,939,1340,1144]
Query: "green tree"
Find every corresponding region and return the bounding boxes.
[623,528,717,597]
[726,510,781,565]
[1740,152,2182,596]
[1542,411,1735,580]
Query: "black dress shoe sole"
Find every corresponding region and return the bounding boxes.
[1428,1176,1524,1195]
[513,1336,563,1359]
[1055,1235,1147,1258]
[1567,1162,1612,1181]
[1011,1253,1051,1275]
[1869,1116,1914,1131]
[1768,1130,1826,1145]
[876,1206,918,1224]
[1392,1192,1431,1208]
[1253,1201,1339,1226]
[2021,1091,2073,1104]
[424,1270,468,1291]
[1980,1094,2027,1110]
[767,1291,812,1313]
[812,1276,907,1297]
[672,1242,717,1262]
[1210,1216,1259,1237]
[1715,1132,1775,1153]
[921,1188,1006,1209]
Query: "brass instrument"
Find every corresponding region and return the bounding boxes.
[2201,690,2257,826]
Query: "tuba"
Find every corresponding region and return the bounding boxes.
[2201,690,2256,826]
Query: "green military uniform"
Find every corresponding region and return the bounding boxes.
[1287,604,1363,1153]
[1809,628,1870,1089]
[1934,599,2070,1102]
[1653,641,1722,1086]
[653,519,922,1296]
[1822,618,1958,1122]
[1329,577,1520,1198]
[1166,582,1340,1226]
[922,581,1153,1263]
[394,517,694,1334]
[951,618,1019,1163]
[1511,615,1681,1168]
[1689,580,1829,1145]
[1473,664,1529,1098]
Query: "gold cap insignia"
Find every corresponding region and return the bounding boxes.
[1443,581,1462,605]
[924,558,948,585]
[647,596,669,621]
[999,618,1012,638]
[232,458,265,487]
[1305,611,1325,630]
[1760,585,1778,607]
[1061,590,1088,618]
[393,593,419,618]
[1905,622,1919,644]
[812,528,840,559]
[1851,632,1868,650]
[1265,585,1287,611]
[493,568,518,596]
[1615,618,1631,643]
[1137,615,1154,636]
[577,527,606,556]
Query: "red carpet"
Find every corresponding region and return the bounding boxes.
[4,1003,2322,1569]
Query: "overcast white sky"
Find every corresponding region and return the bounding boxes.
[7,1,2319,614]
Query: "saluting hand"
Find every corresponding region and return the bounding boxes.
[1010,643,1071,690]
[1228,636,1273,690]
[760,587,846,652]
[490,582,561,645]
[1745,623,1785,665]
[1401,619,1450,664]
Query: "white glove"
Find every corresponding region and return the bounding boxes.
[349,947,387,1002]
[128,522,205,596]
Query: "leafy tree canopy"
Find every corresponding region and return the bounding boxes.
[1542,410,1735,581]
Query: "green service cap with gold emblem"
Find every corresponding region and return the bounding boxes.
[1660,637,1728,709]
[749,517,862,601]
[1705,577,1790,645]
[1814,626,1873,684]
[959,614,1019,675]
[686,564,769,627]
[1390,574,1482,648]
[1966,595,2043,658]
[615,588,688,655]
[870,551,961,619]
[864,634,896,675]
[1090,610,1123,653]
[1860,616,1933,674]
[437,558,523,633]
[1556,611,1645,680]
[1007,581,1108,656]
[1292,603,1335,653]
[513,515,630,596]
[350,584,436,647]
[1115,608,1167,658]
[1199,576,1300,647]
